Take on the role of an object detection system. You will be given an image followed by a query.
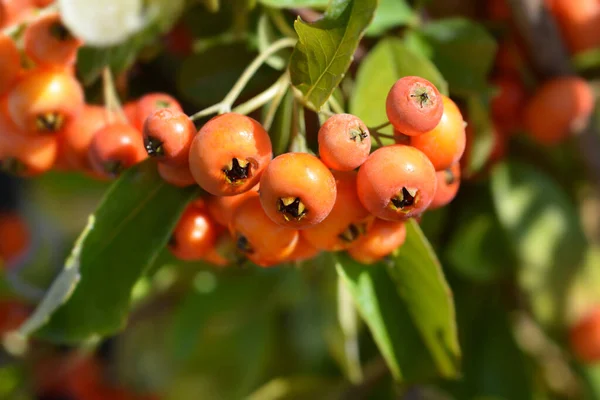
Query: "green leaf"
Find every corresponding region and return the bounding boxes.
[490,162,588,328]
[265,88,294,155]
[247,376,344,400]
[21,161,198,344]
[387,219,461,378]
[76,0,186,85]
[350,37,447,135]
[464,93,496,175]
[365,0,416,37]
[258,13,292,71]
[257,0,330,8]
[290,0,377,110]
[405,18,497,97]
[335,253,437,382]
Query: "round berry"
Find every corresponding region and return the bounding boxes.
[348,219,407,264]
[318,113,371,171]
[0,34,21,95]
[205,185,259,227]
[88,122,147,178]
[386,76,444,136]
[429,162,461,210]
[569,306,600,363]
[189,113,272,196]
[524,76,594,145]
[157,162,195,188]
[133,93,182,131]
[60,105,108,170]
[23,12,82,67]
[230,196,299,267]
[168,203,218,261]
[8,68,84,134]
[301,171,372,251]
[143,108,195,165]
[357,145,436,220]
[410,95,466,171]
[259,153,337,229]
[282,235,320,263]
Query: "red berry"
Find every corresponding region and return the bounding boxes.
[318,113,371,171]
[88,122,147,178]
[569,306,600,363]
[143,108,195,165]
[348,219,407,264]
[429,162,461,210]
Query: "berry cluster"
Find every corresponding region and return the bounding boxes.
[165,76,466,267]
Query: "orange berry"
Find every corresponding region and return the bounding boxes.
[410,95,466,171]
[230,196,298,267]
[157,162,195,188]
[357,145,436,220]
[569,306,600,363]
[318,113,371,171]
[23,12,82,67]
[124,101,138,125]
[551,0,600,54]
[429,162,461,210]
[189,113,272,196]
[88,122,147,178]
[205,185,259,227]
[301,171,372,251]
[0,34,21,95]
[7,67,84,134]
[133,93,182,131]
[282,235,320,263]
[347,219,407,264]
[0,300,30,334]
[386,76,444,136]
[59,105,108,170]
[259,152,337,229]
[143,108,195,165]
[168,203,218,261]
[524,77,594,145]
[0,212,29,266]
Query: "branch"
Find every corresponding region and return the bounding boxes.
[506,0,600,188]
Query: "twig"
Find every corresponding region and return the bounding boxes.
[232,73,290,116]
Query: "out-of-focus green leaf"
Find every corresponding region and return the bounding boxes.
[490,162,588,328]
[290,0,377,110]
[365,0,416,37]
[405,18,497,97]
[336,253,437,382]
[247,376,344,400]
[258,13,291,70]
[350,37,447,136]
[177,43,279,107]
[21,161,198,344]
[265,88,294,155]
[582,365,600,399]
[464,92,496,176]
[388,220,461,379]
[257,0,330,8]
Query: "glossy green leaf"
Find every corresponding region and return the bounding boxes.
[350,37,447,135]
[336,253,437,382]
[21,161,198,344]
[490,162,588,328]
[405,18,497,96]
[290,0,377,110]
[257,0,330,8]
[387,219,461,378]
[365,0,416,37]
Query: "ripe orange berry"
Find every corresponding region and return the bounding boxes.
[386,76,444,137]
[318,113,371,171]
[347,219,407,264]
[189,113,272,196]
[59,105,108,170]
[429,162,461,210]
[133,93,182,131]
[230,196,298,267]
[491,75,527,134]
[410,95,466,171]
[143,108,195,165]
[124,101,138,125]
[282,235,320,263]
[88,122,147,178]
[0,212,29,266]
[168,203,218,261]
[8,68,84,134]
[0,34,21,95]
[523,77,594,145]
[157,162,195,188]
[259,152,337,229]
[357,145,436,221]
[23,12,82,67]
[205,186,259,227]
[569,306,600,363]
[301,171,372,251]
[550,0,600,54]
[0,300,30,334]
[0,107,57,176]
